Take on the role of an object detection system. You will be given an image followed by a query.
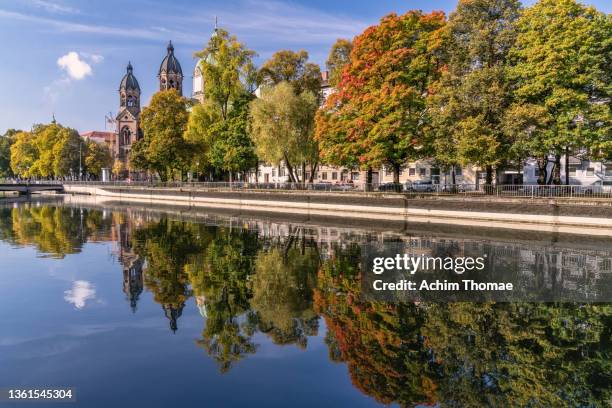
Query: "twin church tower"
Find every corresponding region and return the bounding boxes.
[115,41,185,161]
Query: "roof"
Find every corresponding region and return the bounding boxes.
[80,131,115,141]
[159,41,182,76]
[119,62,140,91]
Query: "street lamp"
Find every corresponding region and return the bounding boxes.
[79,141,83,181]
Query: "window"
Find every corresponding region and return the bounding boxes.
[322,172,327,180]
[419,168,427,176]
[569,165,578,176]
[272,169,276,177]
[351,172,360,181]
[587,167,595,176]
[279,167,285,177]
[306,172,311,180]
[534,168,540,176]
[455,166,462,176]
[408,168,416,176]
[332,172,338,180]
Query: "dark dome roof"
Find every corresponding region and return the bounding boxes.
[159,41,182,75]
[120,62,140,91]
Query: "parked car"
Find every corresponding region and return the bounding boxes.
[378,183,404,192]
[406,180,435,192]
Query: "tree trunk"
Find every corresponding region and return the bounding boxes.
[565,146,570,185]
[282,154,297,183]
[451,165,456,186]
[393,163,401,185]
[552,154,561,185]
[485,165,493,185]
[366,167,373,192]
[301,162,306,185]
[308,162,318,184]
[537,157,547,185]
[484,165,493,194]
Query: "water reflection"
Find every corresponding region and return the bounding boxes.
[0,201,610,406]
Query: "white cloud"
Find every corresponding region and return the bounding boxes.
[57,51,92,80]
[43,76,70,103]
[0,9,195,42]
[31,0,79,14]
[80,52,104,64]
[64,280,96,309]
[89,54,104,63]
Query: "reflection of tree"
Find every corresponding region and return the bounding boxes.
[250,243,320,349]
[133,218,203,332]
[315,246,435,405]
[0,205,110,258]
[422,303,611,407]
[314,243,612,407]
[187,228,259,372]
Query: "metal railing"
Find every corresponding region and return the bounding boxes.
[2,179,612,199]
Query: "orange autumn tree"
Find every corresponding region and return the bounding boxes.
[315,11,446,184]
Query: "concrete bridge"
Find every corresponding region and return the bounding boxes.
[0,183,64,195]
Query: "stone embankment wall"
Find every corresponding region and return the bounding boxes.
[62,185,612,234]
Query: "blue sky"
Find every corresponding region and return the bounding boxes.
[0,0,610,134]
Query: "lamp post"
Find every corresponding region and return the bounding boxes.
[79,141,82,181]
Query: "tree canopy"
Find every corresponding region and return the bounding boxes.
[316,11,446,183]
[507,0,611,183]
[326,39,353,88]
[185,28,258,180]
[133,89,191,181]
[250,82,319,183]
[259,49,322,96]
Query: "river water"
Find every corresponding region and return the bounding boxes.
[0,197,610,407]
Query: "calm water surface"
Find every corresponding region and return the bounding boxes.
[0,198,610,407]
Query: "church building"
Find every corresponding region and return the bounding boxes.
[113,41,184,168]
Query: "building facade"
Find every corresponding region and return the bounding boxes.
[115,62,142,162]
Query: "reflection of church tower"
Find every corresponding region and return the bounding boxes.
[116,62,141,161]
[158,41,183,95]
[123,258,144,313]
[163,303,185,333]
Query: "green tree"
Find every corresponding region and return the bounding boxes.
[326,39,352,88]
[316,11,446,184]
[207,94,258,178]
[139,89,191,181]
[429,0,521,186]
[250,82,319,183]
[51,128,83,178]
[508,0,611,184]
[186,28,258,180]
[259,49,321,96]
[10,131,37,178]
[0,129,21,178]
[30,123,63,178]
[112,159,126,179]
[9,123,84,179]
[84,141,112,179]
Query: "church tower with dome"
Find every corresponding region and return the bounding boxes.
[115,62,141,161]
[158,41,183,95]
